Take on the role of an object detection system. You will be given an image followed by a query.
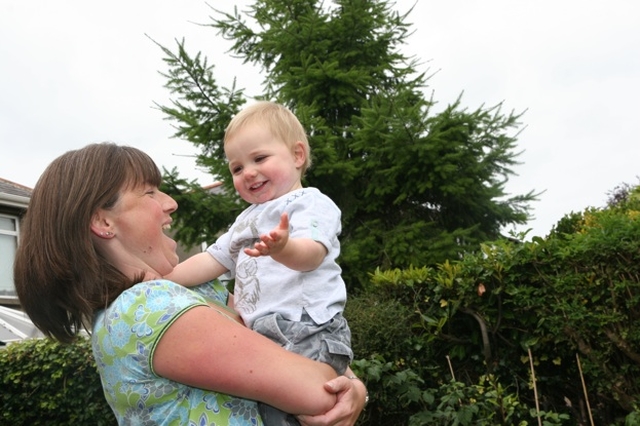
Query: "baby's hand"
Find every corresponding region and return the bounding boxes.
[244,213,290,257]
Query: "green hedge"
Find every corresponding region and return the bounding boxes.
[346,191,640,425]
[0,337,114,425]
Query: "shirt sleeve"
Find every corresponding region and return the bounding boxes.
[286,190,342,251]
[100,280,212,375]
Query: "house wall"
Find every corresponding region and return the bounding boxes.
[0,180,30,308]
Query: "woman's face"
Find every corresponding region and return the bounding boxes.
[103,184,179,278]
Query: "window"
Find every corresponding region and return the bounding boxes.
[0,214,19,298]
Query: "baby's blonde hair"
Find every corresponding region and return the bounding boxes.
[224,101,312,175]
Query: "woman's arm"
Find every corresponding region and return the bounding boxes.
[152,304,337,415]
[298,368,368,426]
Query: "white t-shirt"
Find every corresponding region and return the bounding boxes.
[207,187,346,328]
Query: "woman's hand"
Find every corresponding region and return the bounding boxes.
[297,375,367,426]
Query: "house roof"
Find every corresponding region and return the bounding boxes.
[203,181,225,195]
[0,177,31,210]
[0,177,32,198]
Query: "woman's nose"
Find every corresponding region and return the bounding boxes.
[162,192,178,213]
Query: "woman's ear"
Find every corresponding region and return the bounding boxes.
[90,211,115,239]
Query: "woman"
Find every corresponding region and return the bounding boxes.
[14,142,367,425]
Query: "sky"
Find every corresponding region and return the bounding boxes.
[1,1,639,239]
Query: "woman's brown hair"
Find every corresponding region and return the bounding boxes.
[13,142,162,343]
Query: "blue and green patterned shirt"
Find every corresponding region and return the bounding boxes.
[92,279,263,425]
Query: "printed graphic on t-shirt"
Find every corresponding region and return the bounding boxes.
[234,257,261,314]
[230,216,262,315]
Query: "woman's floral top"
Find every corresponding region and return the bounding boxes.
[92,279,263,425]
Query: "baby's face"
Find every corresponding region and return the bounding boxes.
[226,123,304,204]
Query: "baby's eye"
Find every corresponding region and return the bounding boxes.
[255,155,267,163]
[231,165,242,175]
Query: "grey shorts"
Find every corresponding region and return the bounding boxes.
[252,312,353,375]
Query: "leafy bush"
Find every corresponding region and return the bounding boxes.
[346,191,640,425]
[346,289,418,365]
[0,337,114,425]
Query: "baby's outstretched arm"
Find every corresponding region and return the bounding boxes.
[245,212,290,257]
[244,212,327,271]
[164,252,228,287]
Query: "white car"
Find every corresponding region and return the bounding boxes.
[0,305,44,345]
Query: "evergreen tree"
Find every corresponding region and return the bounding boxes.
[156,0,537,287]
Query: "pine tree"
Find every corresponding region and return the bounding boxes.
[156,0,537,287]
